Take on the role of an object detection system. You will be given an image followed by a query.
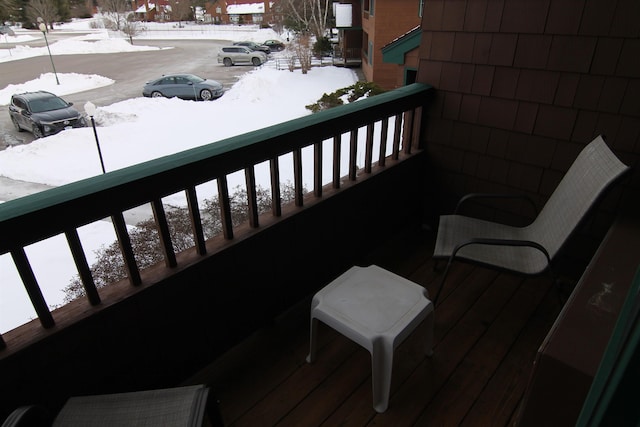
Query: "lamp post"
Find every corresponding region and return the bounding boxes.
[37,17,59,85]
[84,102,106,174]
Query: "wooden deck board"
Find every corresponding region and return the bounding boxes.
[419,275,549,426]
[462,278,563,426]
[183,226,564,426]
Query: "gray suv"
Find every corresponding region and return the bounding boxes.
[217,46,267,67]
[0,25,15,36]
[9,91,86,139]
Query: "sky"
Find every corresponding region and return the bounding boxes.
[0,18,363,333]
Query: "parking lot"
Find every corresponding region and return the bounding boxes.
[0,38,257,149]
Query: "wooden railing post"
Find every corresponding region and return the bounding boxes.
[349,129,358,181]
[293,148,303,206]
[333,135,341,189]
[66,229,101,305]
[217,177,234,240]
[245,166,259,228]
[314,142,322,197]
[152,199,177,268]
[112,213,142,285]
[270,158,282,217]
[186,186,207,255]
[11,247,55,328]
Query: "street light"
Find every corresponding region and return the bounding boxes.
[84,102,106,174]
[37,17,59,85]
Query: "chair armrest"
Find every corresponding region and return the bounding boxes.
[1,406,51,427]
[450,237,552,266]
[433,237,551,306]
[454,193,538,216]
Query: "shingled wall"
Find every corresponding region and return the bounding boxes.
[416,0,640,267]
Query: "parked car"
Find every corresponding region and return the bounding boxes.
[142,73,224,101]
[263,40,285,52]
[0,25,15,36]
[232,41,271,54]
[8,91,86,139]
[217,46,267,67]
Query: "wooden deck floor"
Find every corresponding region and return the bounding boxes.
[184,225,573,426]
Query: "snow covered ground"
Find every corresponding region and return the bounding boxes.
[0,19,364,333]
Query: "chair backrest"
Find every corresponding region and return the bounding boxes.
[530,135,629,258]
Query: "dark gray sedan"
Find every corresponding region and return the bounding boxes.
[142,74,224,101]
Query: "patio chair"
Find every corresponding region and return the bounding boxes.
[1,384,223,427]
[432,135,630,306]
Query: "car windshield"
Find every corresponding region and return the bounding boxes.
[29,96,69,113]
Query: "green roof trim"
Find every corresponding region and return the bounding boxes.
[381,28,421,65]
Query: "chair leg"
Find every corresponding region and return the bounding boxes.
[370,340,394,413]
[432,256,454,307]
[306,317,319,363]
[424,309,435,357]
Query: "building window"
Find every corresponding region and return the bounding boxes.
[362,31,369,61]
[419,0,424,17]
[404,68,417,85]
[370,0,375,16]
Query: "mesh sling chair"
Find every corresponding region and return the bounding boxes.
[1,384,223,427]
[432,135,630,306]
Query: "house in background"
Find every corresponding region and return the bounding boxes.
[130,0,278,25]
[132,1,169,22]
[204,0,276,25]
[360,0,423,89]
[333,0,423,89]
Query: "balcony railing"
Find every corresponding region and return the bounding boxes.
[332,47,363,66]
[0,83,434,351]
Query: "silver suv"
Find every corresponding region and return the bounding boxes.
[217,46,267,67]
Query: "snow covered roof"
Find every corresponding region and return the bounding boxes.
[383,25,420,48]
[226,2,270,15]
[381,26,421,65]
[135,3,155,12]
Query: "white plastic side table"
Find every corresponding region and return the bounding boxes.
[306,265,434,413]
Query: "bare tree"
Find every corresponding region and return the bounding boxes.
[293,32,312,74]
[282,0,330,41]
[122,16,142,44]
[27,0,59,30]
[98,0,130,30]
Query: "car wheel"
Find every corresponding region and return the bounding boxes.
[32,125,44,139]
[200,89,213,101]
[11,116,23,132]
[252,57,262,66]
[223,58,232,67]
[151,91,164,98]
